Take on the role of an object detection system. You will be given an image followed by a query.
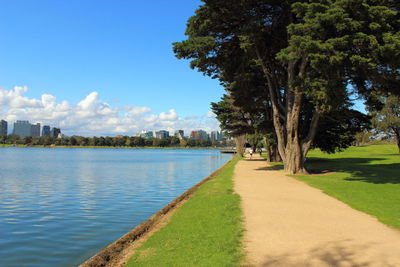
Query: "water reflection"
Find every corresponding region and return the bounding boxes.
[0,148,231,266]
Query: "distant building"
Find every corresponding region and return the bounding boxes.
[190,131,198,139]
[31,123,41,137]
[198,130,209,140]
[13,120,32,138]
[190,130,209,140]
[155,130,169,139]
[42,125,51,136]
[174,130,184,140]
[210,131,221,141]
[139,130,154,139]
[50,127,61,138]
[0,120,7,136]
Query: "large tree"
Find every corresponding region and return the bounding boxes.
[174,0,399,173]
[372,95,400,153]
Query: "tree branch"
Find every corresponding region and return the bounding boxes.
[301,111,320,157]
[255,45,287,162]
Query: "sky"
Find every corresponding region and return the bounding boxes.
[0,1,367,137]
[0,0,223,136]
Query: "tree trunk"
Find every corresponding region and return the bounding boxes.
[256,48,316,173]
[234,135,246,157]
[265,145,272,162]
[397,138,400,154]
[271,145,282,162]
[284,139,307,174]
[395,131,400,154]
[283,89,308,174]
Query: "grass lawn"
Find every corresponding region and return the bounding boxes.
[295,145,400,229]
[125,156,243,267]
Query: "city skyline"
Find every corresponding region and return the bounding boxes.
[0,87,220,137]
[0,118,223,139]
[2,119,62,138]
[0,1,223,137]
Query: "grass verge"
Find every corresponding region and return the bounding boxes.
[295,145,400,229]
[125,156,243,266]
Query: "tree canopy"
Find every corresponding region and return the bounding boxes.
[174,0,400,173]
[371,95,400,152]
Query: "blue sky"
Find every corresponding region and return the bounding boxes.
[0,0,224,135]
[0,0,366,136]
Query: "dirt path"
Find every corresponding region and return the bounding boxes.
[234,155,400,267]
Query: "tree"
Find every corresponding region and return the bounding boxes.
[187,139,197,147]
[174,0,399,173]
[170,137,180,146]
[372,95,400,153]
[69,136,78,146]
[355,130,373,146]
[211,94,254,137]
[313,109,371,153]
[179,138,188,147]
[211,93,280,158]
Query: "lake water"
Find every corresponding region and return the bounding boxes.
[0,147,232,266]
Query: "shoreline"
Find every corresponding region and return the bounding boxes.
[80,157,235,267]
[0,144,220,150]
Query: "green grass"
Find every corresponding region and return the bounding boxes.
[125,156,243,267]
[294,145,400,229]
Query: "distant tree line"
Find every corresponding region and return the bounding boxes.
[0,134,234,148]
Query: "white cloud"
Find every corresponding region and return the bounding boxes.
[0,86,41,108]
[159,109,178,121]
[0,86,220,136]
[205,111,216,118]
[125,106,151,116]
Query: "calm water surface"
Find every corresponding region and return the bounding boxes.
[0,147,232,266]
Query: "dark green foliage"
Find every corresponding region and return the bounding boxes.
[371,95,400,152]
[211,95,254,137]
[174,0,399,173]
[0,134,226,148]
[313,109,371,153]
[280,0,400,104]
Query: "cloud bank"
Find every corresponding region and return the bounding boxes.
[0,86,219,136]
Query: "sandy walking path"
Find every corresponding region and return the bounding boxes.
[234,155,400,267]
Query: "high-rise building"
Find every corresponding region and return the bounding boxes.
[210,131,221,141]
[42,125,51,136]
[155,130,169,139]
[0,120,7,136]
[220,131,227,140]
[174,130,184,140]
[198,130,209,140]
[190,130,209,140]
[190,131,198,139]
[50,127,61,138]
[31,123,41,137]
[13,120,32,138]
[139,130,153,139]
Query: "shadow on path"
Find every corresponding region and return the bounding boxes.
[255,165,284,171]
[260,240,377,267]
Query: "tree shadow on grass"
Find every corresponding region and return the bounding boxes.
[305,157,400,184]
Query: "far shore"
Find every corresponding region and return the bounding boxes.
[0,144,221,150]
